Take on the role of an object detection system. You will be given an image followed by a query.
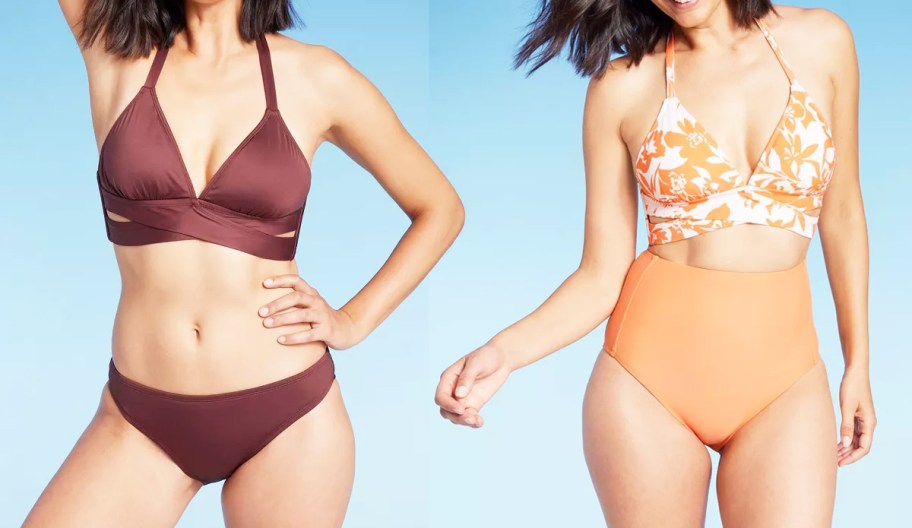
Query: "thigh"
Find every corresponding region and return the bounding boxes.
[583,351,712,528]
[23,383,201,528]
[717,360,837,527]
[221,380,355,528]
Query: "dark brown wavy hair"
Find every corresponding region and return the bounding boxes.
[78,0,302,58]
[514,0,777,77]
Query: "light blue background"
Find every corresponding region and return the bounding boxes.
[1,1,431,527]
[427,1,909,527]
[1,1,909,527]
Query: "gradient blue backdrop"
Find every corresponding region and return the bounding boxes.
[1,1,430,527]
[2,1,909,527]
[428,1,908,527]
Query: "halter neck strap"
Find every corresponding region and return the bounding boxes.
[255,34,278,110]
[664,17,796,98]
[144,34,278,109]
[753,17,796,85]
[664,29,676,98]
[143,43,170,88]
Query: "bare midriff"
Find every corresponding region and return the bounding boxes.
[107,237,328,395]
[643,219,818,273]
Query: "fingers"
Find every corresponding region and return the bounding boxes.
[838,404,855,454]
[263,274,318,294]
[836,420,856,466]
[258,291,322,318]
[436,353,496,429]
[836,403,856,462]
[838,408,876,467]
[258,276,343,346]
[263,308,327,329]
[440,407,484,428]
[435,359,467,415]
[454,355,484,399]
[276,327,329,346]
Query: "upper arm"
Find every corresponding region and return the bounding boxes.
[813,9,860,229]
[59,0,112,74]
[58,0,112,63]
[579,62,641,275]
[58,0,87,41]
[313,48,461,220]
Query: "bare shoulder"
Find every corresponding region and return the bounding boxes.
[589,52,658,101]
[770,5,852,37]
[767,5,856,61]
[264,33,370,99]
[586,49,664,132]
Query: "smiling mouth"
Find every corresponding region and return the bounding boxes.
[670,0,699,8]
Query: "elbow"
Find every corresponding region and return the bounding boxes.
[576,256,634,304]
[817,195,867,238]
[412,188,465,246]
[579,266,623,298]
[448,194,466,238]
[441,192,466,244]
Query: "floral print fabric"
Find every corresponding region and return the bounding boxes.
[635,17,836,245]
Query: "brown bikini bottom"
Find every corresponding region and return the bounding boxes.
[107,350,335,485]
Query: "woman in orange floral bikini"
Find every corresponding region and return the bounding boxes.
[435,0,873,526]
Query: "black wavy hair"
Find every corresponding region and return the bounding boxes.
[78,0,302,58]
[514,0,777,77]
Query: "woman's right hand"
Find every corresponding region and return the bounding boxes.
[435,342,512,428]
[430,67,640,430]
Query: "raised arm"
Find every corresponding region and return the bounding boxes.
[58,0,87,40]
[435,60,642,427]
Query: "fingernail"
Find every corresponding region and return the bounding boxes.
[842,436,851,448]
[277,335,286,344]
[455,386,468,398]
[258,307,269,316]
[263,278,273,286]
[264,318,274,326]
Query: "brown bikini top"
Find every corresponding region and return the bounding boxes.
[96,33,311,261]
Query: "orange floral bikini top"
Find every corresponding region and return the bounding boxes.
[634,17,836,245]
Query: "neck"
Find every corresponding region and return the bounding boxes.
[672,5,753,55]
[179,0,245,58]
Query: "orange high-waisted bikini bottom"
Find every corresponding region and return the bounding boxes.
[602,249,822,451]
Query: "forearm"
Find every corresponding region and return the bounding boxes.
[488,259,630,371]
[340,199,464,344]
[819,202,870,370]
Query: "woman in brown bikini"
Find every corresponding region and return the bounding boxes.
[26,1,463,526]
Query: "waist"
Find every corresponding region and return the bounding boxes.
[603,248,816,350]
[645,223,812,273]
[114,240,298,294]
[109,249,327,393]
[612,247,813,317]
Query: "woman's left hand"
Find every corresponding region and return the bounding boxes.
[258,274,360,350]
[836,365,876,466]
